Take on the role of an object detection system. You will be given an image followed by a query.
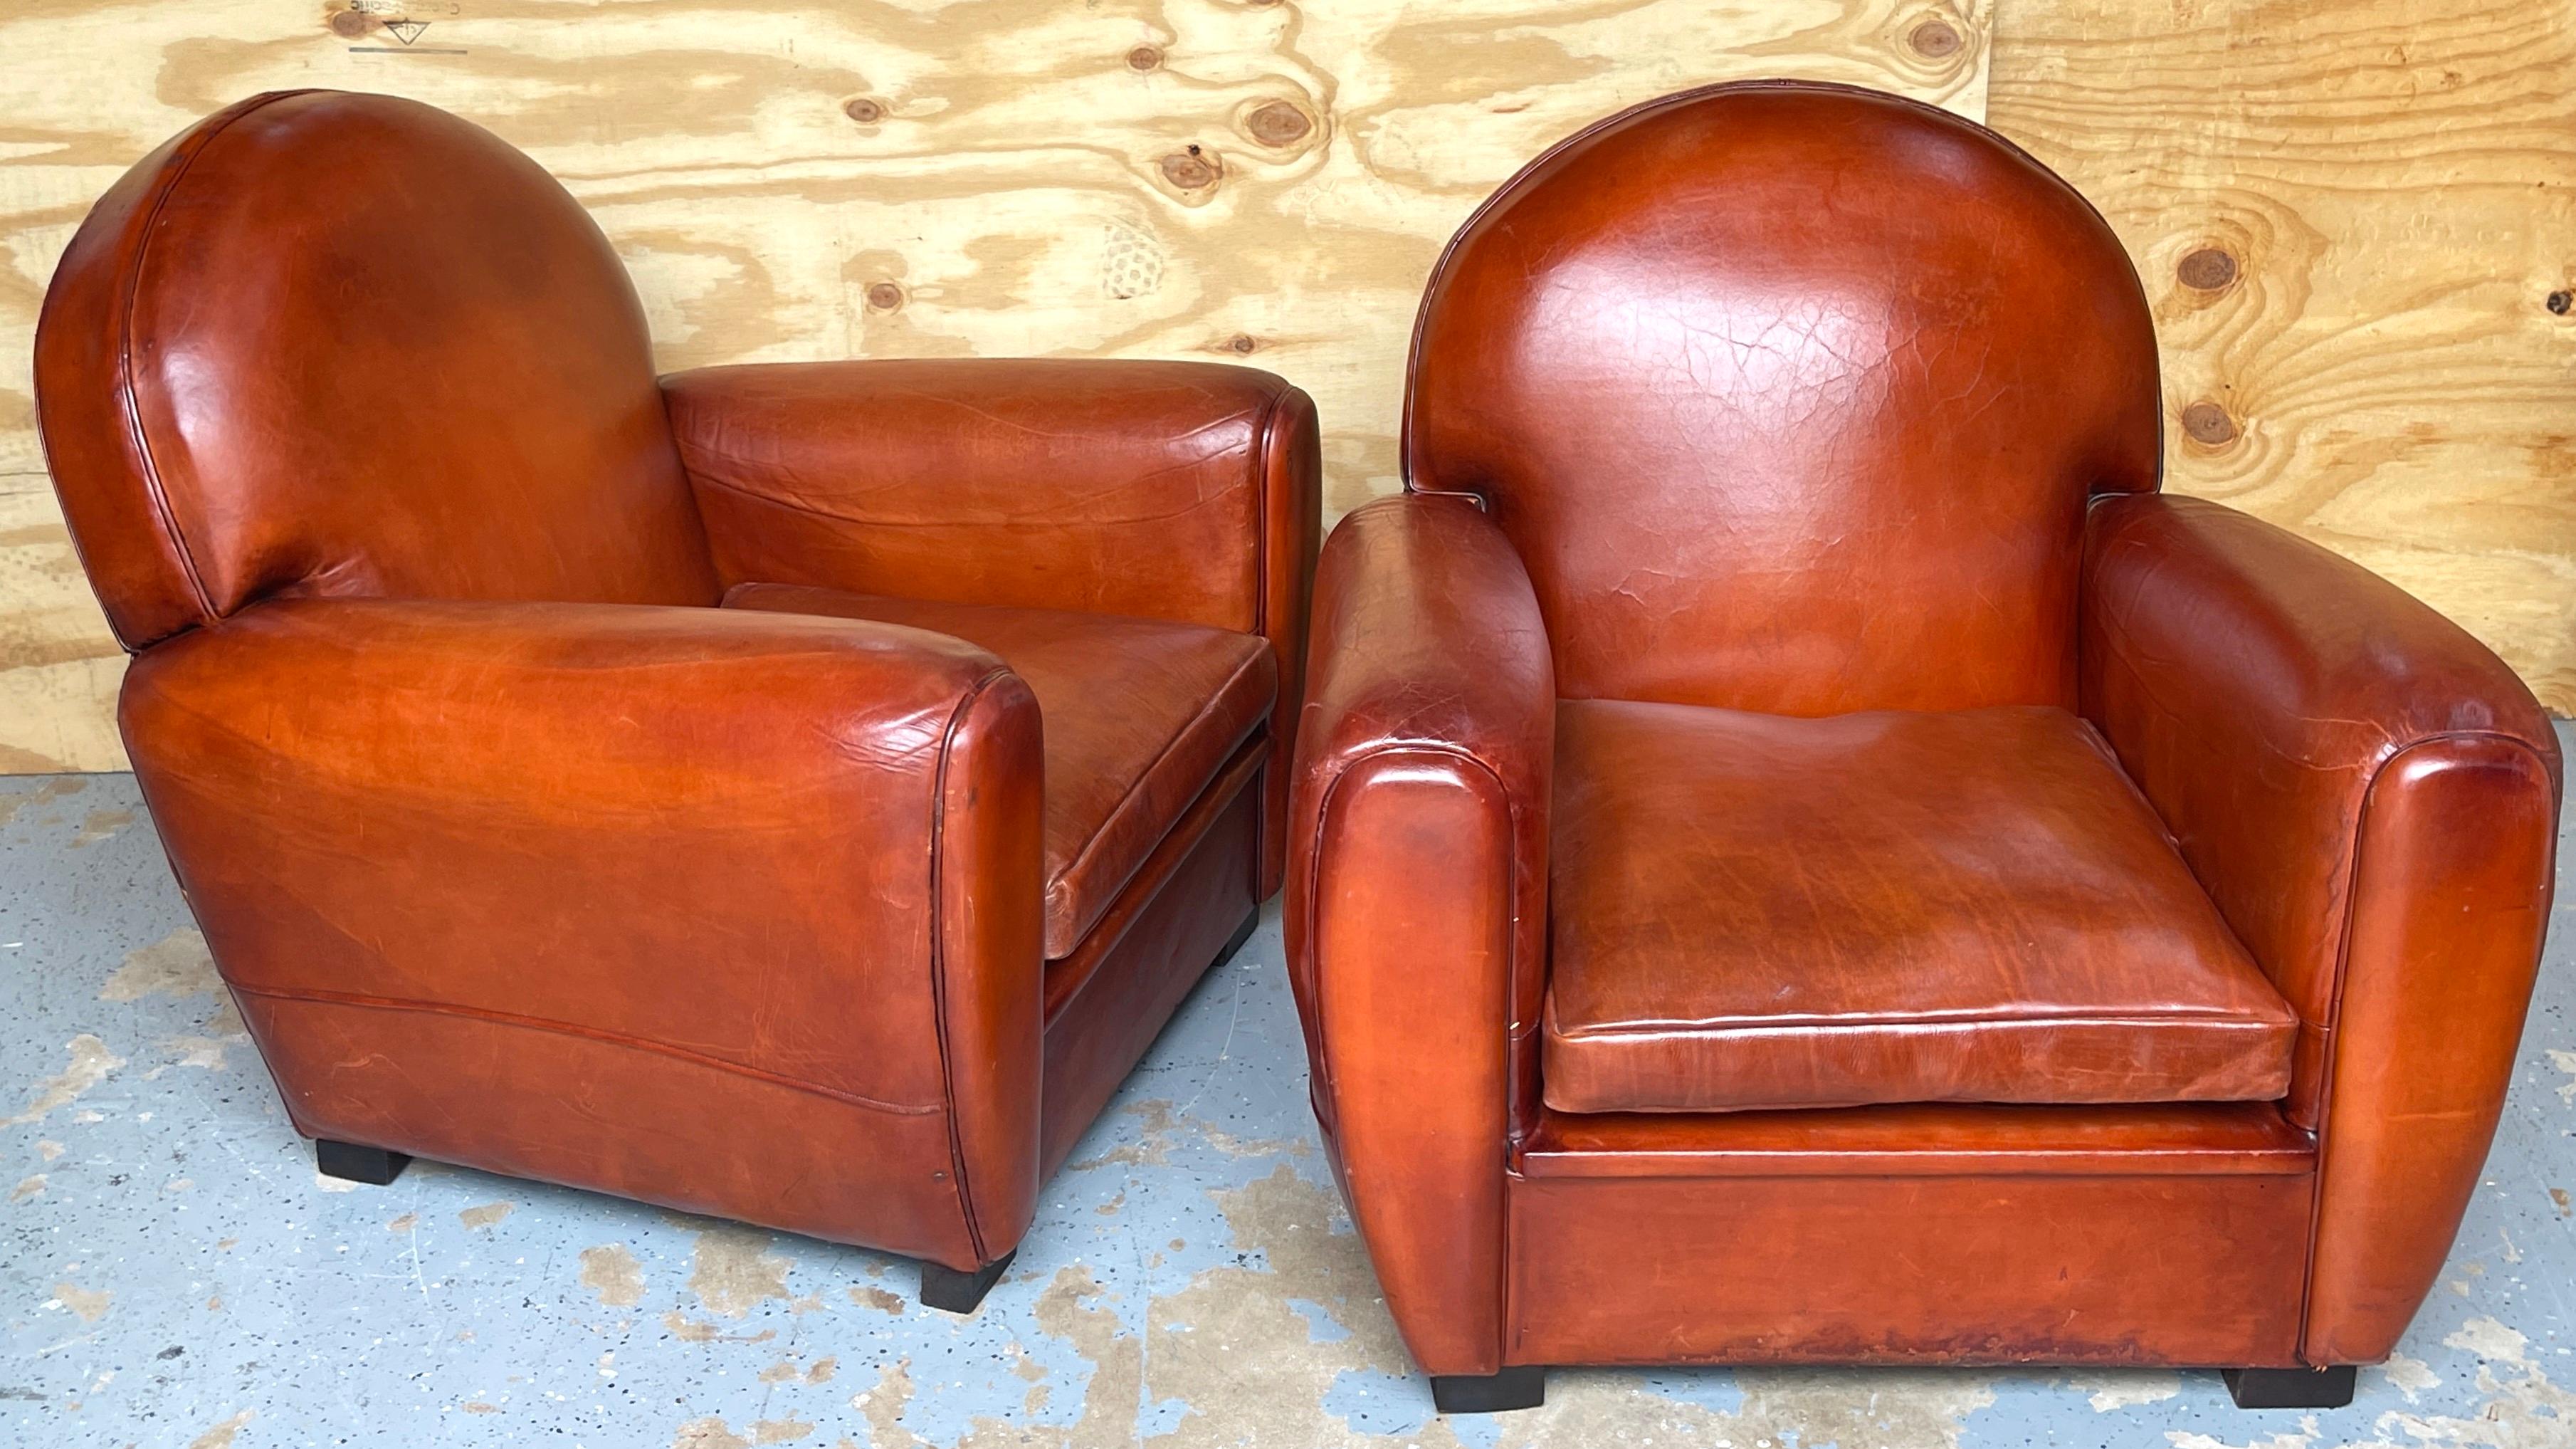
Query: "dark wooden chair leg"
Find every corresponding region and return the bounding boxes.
[2223,1366,2356,1409]
[920,1250,1015,1314]
[315,1139,409,1186]
[1431,1366,1545,1413]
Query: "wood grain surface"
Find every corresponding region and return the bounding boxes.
[0,0,1990,770]
[1989,0,2575,713]
[12,1,2572,768]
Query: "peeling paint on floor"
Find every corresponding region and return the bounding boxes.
[4,730,2573,1447]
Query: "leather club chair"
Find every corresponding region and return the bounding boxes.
[1287,80,2560,1413]
[35,90,1319,1313]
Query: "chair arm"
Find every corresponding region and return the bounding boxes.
[663,357,1320,892]
[2080,492,2560,1362]
[1285,493,1555,1376]
[121,597,1046,1270]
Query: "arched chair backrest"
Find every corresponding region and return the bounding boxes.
[35,90,716,650]
[1404,80,2160,716]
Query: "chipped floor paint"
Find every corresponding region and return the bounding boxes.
[4,730,2574,1447]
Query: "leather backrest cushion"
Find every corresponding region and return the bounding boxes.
[35,90,716,647]
[1405,82,2160,715]
[666,359,1293,636]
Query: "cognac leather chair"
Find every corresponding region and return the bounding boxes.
[36,90,1318,1312]
[1288,81,2560,1413]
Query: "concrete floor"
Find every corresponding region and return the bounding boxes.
[4,733,2572,1448]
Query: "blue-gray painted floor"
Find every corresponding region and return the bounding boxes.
[4,731,2572,1448]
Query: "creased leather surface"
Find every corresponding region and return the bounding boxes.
[1544,700,2297,1114]
[2081,492,2562,1124]
[1288,79,2556,1379]
[726,584,1273,958]
[666,358,1320,900]
[1404,82,2158,716]
[1508,1172,2310,1368]
[2079,491,2560,1362]
[667,358,1295,631]
[122,598,1046,1266]
[33,90,717,649]
[2302,739,2557,1364]
[38,92,1328,1280]
[1284,491,1555,1376]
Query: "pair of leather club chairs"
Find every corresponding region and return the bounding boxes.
[36,83,2559,1416]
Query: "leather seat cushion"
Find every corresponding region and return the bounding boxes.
[1544,701,2298,1114]
[726,583,1274,958]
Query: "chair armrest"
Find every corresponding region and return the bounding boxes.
[121,597,1046,1269]
[663,356,1320,892]
[1284,493,1555,1376]
[2080,492,2560,1361]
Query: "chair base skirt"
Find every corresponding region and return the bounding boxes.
[1500,1165,2315,1369]
[2223,1366,2356,1409]
[1431,1367,1545,1413]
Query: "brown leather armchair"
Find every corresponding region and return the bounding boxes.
[35,90,1318,1312]
[1287,81,2560,1413]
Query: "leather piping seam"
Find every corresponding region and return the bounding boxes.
[1250,381,1289,643]
[225,980,941,1117]
[1547,1011,2298,1036]
[1395,78,2135,493]
[1248,382,1290,873]
[1049,643,1273,947]
[1304,741,1527,1372]
[117,90,314,629]
[1045,738,1266,1026]
[926,666,1019,1266]
[2294,727,2556,1366]
[1511,1154,2317,1182]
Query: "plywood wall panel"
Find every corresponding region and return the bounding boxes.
[0,0,1990,770]
[13,1,2571,765]
[1987,0,2576,713]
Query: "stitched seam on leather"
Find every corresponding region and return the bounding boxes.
[1043,739,1266,1028]
[1305,741,1523,1371]
[1550,1012,2300,1037]
[117,92,312,627]
[1251,383,1286,642]
[1051,642,1272,946]
[2294,728,2555,1364]
[227,980,941,1116]
[927,666,1017,1265]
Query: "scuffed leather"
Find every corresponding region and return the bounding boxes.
[35,91,1324,1277]
[725,584,1275,958]
[33,91,717,649]
[1544,701,2298,1114]
[1285,492,1554,1376]
[2080,492,2561,1362]
[122,598,1046,1268]
[1041,746,1266,1177]
[1507,1171,2312,1368]
[664,357,1320,899]
[1293,78,2559,1379]
[1404,81,2158,716]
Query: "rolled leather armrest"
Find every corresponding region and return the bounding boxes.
[2080,492,2561,1362]
[120,597,1046,1270]
[1285,493,1555,1376]
[662,357,1320,893]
